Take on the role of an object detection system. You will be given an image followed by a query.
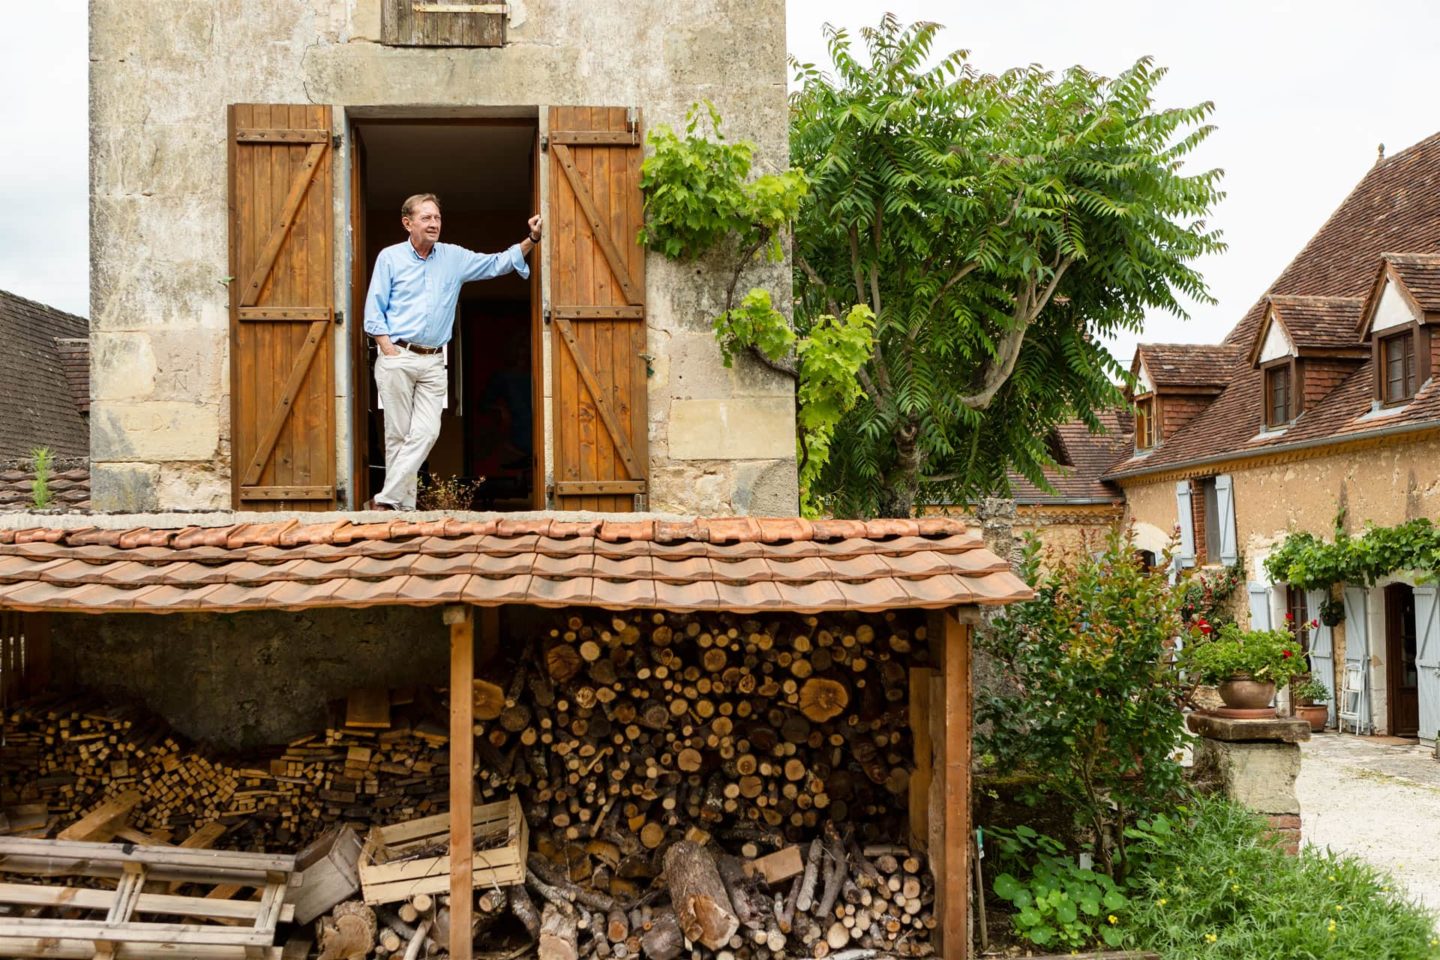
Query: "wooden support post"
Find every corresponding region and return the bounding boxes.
[908,667,936,854]
[938,610,973,960]
[445,604,475,960]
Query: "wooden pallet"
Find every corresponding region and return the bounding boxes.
[358,795,526,905]
[0,836,298,959]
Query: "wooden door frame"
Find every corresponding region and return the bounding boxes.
[530,125,546,509]
[1384,582,1420,737]
[345,114,542,510]
[349,124,370,507]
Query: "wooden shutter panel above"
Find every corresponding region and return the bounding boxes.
[228,104,337,511]
[382,0,507,46]
[1174,480,1195,568]
[548,106,648,512]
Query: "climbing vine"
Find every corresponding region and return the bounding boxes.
[1263,519,1440,590]
[638,103,875,514]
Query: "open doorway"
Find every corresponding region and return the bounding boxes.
[1385,583,1420,737]
[349,118,543,510]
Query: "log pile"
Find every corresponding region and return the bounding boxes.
[3,609,941,958]
[0,690,505,850]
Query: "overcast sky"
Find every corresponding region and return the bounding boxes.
[3,1,1438,367]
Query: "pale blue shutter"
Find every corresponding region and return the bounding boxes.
[1175,480,1195,568]
[1414,585,1439,741]
[1247,583,1272,630]
[1342,586,1371,733]
[1215,474,1238,566]
[1307,588,1335,724]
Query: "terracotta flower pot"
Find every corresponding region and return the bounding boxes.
[1217,676,1276,710]
[1296,704,1329,732]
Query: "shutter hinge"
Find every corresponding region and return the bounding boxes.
[627,107,639,144]
[543,303,551,325]
[334,310,344,325]
[540,134,549,152]
[332,133,343,149]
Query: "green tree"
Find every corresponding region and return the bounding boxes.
[789,16,1224,516]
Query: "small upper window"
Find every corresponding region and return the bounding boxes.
[1135,397,1157,450]
[1265,364,1292,427]
[382,0,507,47]
[1381,331,1417,404]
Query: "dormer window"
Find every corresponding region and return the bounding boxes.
[1380,330,1417,404]
[1135,396,1157,450]
[1264,362,1293,427]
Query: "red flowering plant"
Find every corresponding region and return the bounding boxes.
[1181,622,1311,686]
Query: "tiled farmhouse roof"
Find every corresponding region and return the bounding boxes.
[1135,343,1246,390]
[1007,408,1131,504]
[1265,295,1367,350]
[0,290,89,460]
[1383,252,1440,312]
[0,515,1032,615]
[1109,132,1440,479]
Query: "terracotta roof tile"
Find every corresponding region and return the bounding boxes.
[1266,296,1367,350]
[0,514,1030,615]
[1112,132,1440,477]
[0,290,89,460]
[1136,344,1246,390]
[1385,253,1440,311]
[1004,407,1132,504]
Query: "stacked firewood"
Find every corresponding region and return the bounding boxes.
[480,611,926,856]
[0,691,505,850]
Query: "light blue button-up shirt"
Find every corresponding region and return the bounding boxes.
[363,240,530,347]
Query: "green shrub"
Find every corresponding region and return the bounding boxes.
[991,826,1128,950]
[29,446,53,510]
[978,527,1191,878]
[1123,797,1440,959]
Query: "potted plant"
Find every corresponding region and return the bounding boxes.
[1293,678,1331,732]
[1183,622,1310,710]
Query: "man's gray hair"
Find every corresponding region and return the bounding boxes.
[401,193,442,218]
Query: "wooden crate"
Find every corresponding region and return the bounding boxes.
[358,795,527,905]
[289,824,364,924]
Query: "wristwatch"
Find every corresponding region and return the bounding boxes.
[529,232,542,243]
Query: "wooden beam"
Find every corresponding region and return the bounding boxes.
[908,667,936,854]
[445,604,475,960]
[55,790,142,842]
[939,611,972,960]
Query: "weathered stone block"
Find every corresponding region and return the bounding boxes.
[90,462,160,513]
[1193,738,1302,815]
[670,399,795,461]
[91,333,158,401]
[733,458,799,517]
[91,402,221,463]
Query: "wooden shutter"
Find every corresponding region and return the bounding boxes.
[1174,481,1195,568]
[382,0,506,46]
[1307,588,1336,724]
[228,104,337,510]
[1414,585,1440,741]
[1246,582,1272,630]
[548,107,648,512]
[1215,474,1238,566]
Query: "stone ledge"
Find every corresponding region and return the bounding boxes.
[1186,711,1312,743]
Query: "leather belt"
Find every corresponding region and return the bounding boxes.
[392,339,442,356]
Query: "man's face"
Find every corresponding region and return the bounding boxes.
[403,200,442,247]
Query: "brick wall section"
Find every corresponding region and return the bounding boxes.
[1266,813,1301,855]
[1191,481,1209,562]
[1160,394,1216,441]
[1300,359,1361,411]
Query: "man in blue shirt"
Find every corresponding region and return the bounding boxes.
[363,193,541,510]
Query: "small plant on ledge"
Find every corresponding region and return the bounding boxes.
[1182,622,1309,711]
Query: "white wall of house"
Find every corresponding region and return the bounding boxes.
[1372,279,1419,334]
[1258,315,1295,362]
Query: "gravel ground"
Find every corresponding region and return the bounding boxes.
[1297,732,1440,912]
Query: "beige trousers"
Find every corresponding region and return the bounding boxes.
[373,351,447,509]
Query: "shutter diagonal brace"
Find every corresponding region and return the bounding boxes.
[551,142,642,305]
[240,321,330,488]
[553,315,642,480]
[240,141,328,307]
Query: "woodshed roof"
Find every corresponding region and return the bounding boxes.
[0,515,1031,615]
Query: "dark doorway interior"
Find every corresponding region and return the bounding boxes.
[1385,583,1420,738]
[351,119,540,510]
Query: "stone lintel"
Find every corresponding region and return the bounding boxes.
[1186,711,1312,743]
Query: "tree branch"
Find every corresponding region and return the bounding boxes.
[795,254,844,319]
[724,229,799,381]
[954,258,1074,410]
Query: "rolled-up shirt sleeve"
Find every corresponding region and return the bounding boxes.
[460,243,530,283]
[363,251,393,336]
